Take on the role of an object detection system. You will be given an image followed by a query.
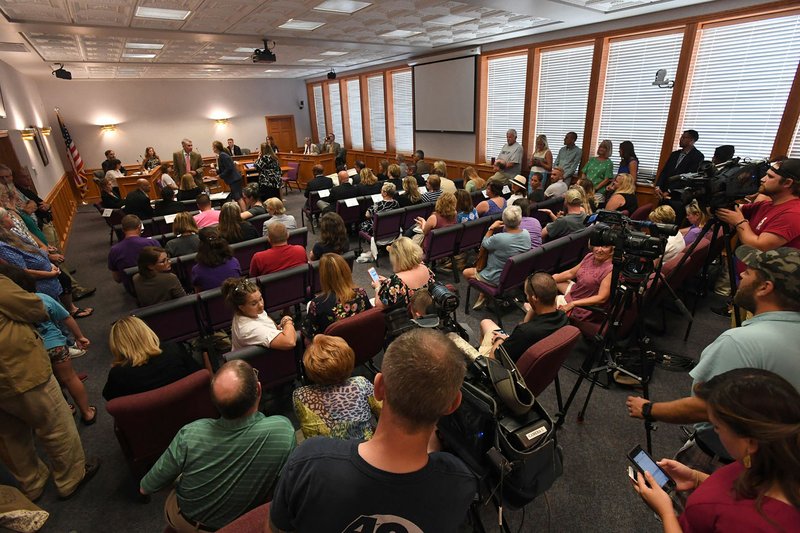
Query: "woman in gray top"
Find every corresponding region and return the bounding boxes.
[165,212,200,257]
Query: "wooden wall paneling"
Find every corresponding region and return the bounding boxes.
[582,37,609,171]
[322,82,332,137]
[46,173,78,248]
[340,79,352,150]
[307,84,318,143]
[360,76,373,152]
[771,59,800,159]
[475,55,490,164]
[384,71,397,154]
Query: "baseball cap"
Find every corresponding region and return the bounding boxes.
[735,246,800,302]
[564,189,583,206]
[510,175,527,189]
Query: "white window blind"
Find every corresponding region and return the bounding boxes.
[312,84,326,143]
[790,120,800,159]
[327,82,344,145]
[535,44,593,149]
[346,79,364,150]
[368,74,387,152]
[680,14,800,160]
[485,54,527,161]
[392,70,414,153]
[598,33,683,178]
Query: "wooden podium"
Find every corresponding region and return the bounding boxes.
[279,153,336,189]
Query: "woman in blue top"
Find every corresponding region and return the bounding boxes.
[617,141,639,181]
[475,180,506,217]
[455,190,478,223]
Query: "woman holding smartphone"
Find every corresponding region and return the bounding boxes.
[529,134,553,188]
[632,368,800,532]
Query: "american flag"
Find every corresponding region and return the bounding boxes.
[56,110,87,187]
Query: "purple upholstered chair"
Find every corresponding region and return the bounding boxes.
[230,237,269,276]
[132,293,202,342]
[401,203,434,232]
[324,307,386,370]
[516,326,581,415]
[358,207,404,262]
[256,264,309,316]
[224,345,298,391]
[423,224,463,281]
[309,251,355,297]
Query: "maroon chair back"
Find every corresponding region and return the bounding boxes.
[309,251,355,297]
[532,210,551,227]
[335,197,364,227]
[230,237,269,276]
[224,346,298,390]
[105,370,218,479]
[370,207,405,243]
[517,326,581,396]
[425,224,463,262]
[324,307,386,367]
[176,252,198,290]
[287,227,309,249]
[532,238,568,274]
[199,287,235,332]
[248,214,270,237]
[218,503,270,533]
[256,264,309,313]
[133,293,202,342]
[458,216,494,253]
[630,203,655,221]
[402,203,434,231]
[560,228,592,268]
[301,191,325,232]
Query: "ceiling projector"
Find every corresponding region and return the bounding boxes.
[52,63,72,80]
[252,40,276,63]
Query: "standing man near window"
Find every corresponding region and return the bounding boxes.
[554,132,582,186]
[173,139,204,188]
[497,129,523,180]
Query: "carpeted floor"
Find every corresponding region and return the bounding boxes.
[1,191,732,532]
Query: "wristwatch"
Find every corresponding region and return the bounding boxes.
[641,401,655,422]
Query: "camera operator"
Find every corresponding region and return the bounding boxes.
[626,246,800,473]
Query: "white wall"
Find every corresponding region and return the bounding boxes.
[36,78,311,169]
[0,60,67,197]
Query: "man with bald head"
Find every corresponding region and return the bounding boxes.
[140,360,294,532]
[123,178,154,221]
[318,170,358,214]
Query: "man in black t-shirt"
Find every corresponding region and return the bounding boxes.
[477,272,568,361]
[269,329,477,533]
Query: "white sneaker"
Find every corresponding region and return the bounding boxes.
[355,252,372,263]
[68,346,87,359]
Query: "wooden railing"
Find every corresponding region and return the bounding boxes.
[46,173,81,248]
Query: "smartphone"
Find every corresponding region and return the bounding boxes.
[627,445,674,491]
[367,267,380,283]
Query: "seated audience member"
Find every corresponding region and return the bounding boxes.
[270,328,476,532]
[191,227,241,292]
[310,212,350,260]
[456,189,478,223]
[102,316,200,401]
[386,163,403,190]
[371,160,386,182]
[396,154,409,176]
[529,172,545,203]
[356,168,382,197]
[398,176,423,207]
[152,187,185,217]
[682,200,710,246]
[477,272,568,361]
[574,178,598,212]
[221,277,297,351]
[132,246,186,306]
[304,164,334,200]
[544,167,568,198]
[360,182,399,237]
[463,166,486,193]
[627,246,800,472]
[249,222,307,277]
[513,198,543,248]
[143,147,162,173]
[193,194,219,229]
[176,173,203,202]
[372,237,435,309]
[302,253,371,338]
[463,206,531,310]
[157,163,176,190]
[165,212,200,257]
[475,179,506,217]
[417,192,457,254]
[108,215,160,287]
[240,184,266,220]
[487,159,508,185]
[318,171,357,213]
[605,173,638,214]
[139,359,295,532]
[263,197,297,233]
[218,202,257,245]
[632,368,800,533]
[553,244,613,321]
[294,335,381,440]
[99,177,124,209]
[432,161,457,194]
[569,183,594,215]
[541,189,587,242]
[617,140,639,181]
[104,159,123,196]
[648,205,685,263]
[507,175,527,205]
[421,175,443,204]
[124,179,154,221]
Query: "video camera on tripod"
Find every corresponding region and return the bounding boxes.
[667,157,769,210]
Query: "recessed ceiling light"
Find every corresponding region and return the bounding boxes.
[298,58,324,62]
[125,42,164,50]
[134,6,191,21]
[380,30,421,38]
[279,19,325,31]
[264,69,285,73]
[427,14,476,25]
[220,55,249,60]
[122,53,156,59]
[234,47,256,53]
[320,51,348,56]
[313,0,371,14]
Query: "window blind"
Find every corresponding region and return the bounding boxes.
[598,33,683,178]
[346,79,364,150]
[680,14,800,160]
[312,84,325,143]
[392,70,414,153]
[327,82,344,145]
[485,54,527,161]
[368,74,387,152]
[535,44,593,151]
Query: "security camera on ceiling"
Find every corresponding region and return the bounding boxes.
[52,63,72,80]
[252,39,276,63]
[652,68,674,88]
[327,69,336,80]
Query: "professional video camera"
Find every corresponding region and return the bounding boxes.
[668,157,768,210]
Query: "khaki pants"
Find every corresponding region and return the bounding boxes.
[164,489,215,532]
[0,376,85,499]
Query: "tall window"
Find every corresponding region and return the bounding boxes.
[680,14,800,160]
[535,44,593,149]
[392,70,414,153]
[368,74,387,152]
[485,53,527,160]
[312,84,325,143]
[347,79,364,150]
[327,82,344,144]
[598,33,683,177]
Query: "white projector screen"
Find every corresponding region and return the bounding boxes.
[413,56,476,133]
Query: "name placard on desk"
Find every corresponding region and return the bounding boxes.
[163,213,178,224]
[371,194,383,203]
[102,209,112,217]
[318,189,331,198]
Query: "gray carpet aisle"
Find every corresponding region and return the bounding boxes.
[3,192,730,532]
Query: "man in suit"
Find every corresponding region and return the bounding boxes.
[302,137,320,155]
[321,133,341,155]
[304,164,333,199]
[123,179,154,221]
[172,139,204,188]
[226,138,242,156]
[317,171,357,213]
[101,149,126,175]
[656,129,705,224]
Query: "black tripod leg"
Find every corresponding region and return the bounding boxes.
[577,367,602,422]
[724,232,743,328]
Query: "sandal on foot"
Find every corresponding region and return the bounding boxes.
[81,406,98,426]
[71,307,93,319]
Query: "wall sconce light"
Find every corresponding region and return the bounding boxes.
[101,124,117,133]
[40,127,52,136]
[20,129,36,141]
[215,118,229,126]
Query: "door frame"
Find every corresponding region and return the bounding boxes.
[264,115,297,152]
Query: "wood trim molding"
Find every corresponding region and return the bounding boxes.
[772,59,800,159]
[46,173,79,249]
[384,71,397,153]
[307,84,318,143]
[360,76,373,152]
[583,37,608,169]
[321,82,332,135]
[475,55,489,164]
[521,47,536,171]
[340,79,352,150]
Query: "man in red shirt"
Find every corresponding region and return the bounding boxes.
[249,222,307,276]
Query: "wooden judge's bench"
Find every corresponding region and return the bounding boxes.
[278,152,336,188]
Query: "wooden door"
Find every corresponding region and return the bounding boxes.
[265,115,297,154]
[0,131,23,178]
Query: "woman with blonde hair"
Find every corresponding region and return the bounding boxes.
[263,197,297,233]
[166,211,200,257]
[529,134,553,186]
[218,201,257,244]
[416,191,457,253]
[463,166,486,193]
[580,139,614,195]
[372,236,435,308]
[221,277,296,351]
[682,200,710,246]
[398,176,422,207]
[102,316,200,400]
[605,173,638,213]
[302,254,372,338]
[293,335,381,439]
[649,205,685,263]
[176,172,203,202]
[432,160,456,193]
[357,168,381,196]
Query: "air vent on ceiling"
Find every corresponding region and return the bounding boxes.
[0,42,29,53]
